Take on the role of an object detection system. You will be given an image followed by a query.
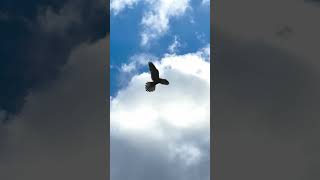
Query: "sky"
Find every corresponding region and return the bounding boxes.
[110,0,210,180]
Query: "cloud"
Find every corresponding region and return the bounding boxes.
[212,28,320,179]
[115,53,158,90]
[37,0,108,35]
[0,111,6,123]
[111,0,190,46]
[120,53,155,73]
[111,45,210,180]
[168,35,181,54]
[305,0,320,6]
[0,11,9,21]
[213,0,320,179]
[195,31,207,44]
[0,37,108,180]
[216,0,320,63]
[111,0,140,15]
[140,0,190,46]
[201,0,210,6]
[0,0,108,123]
[37,2,82,34]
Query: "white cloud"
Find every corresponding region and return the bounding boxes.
[111,46,210,179]
[110,0,140,15]
[201,0,210,6]
[121,53,156,73]
[111,0,191,46]
[117,53,158,89]
[169,144,202,166]
[140,0,190,46]
[195,31,207,44]
[168,35,181,54]
[198,44,210,61]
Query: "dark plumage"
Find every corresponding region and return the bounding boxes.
[145,62,169,92]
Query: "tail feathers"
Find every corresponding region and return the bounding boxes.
[145,82,156,92]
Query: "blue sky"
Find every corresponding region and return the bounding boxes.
[110,0,209,96]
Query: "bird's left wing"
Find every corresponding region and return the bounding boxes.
[148,62,159,81]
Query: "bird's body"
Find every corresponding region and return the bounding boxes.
[145,62,169,92]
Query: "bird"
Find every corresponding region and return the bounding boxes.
[145,62,169,92]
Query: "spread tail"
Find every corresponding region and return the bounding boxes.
[145,82,156,92]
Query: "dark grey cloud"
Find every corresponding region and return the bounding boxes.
[0,0,108,122]
[212,0,320,178]
[305,0,320,4]
[275,26,293,40]
[0,37,108,180]
[213,31,320,180]
[0,5,109,176]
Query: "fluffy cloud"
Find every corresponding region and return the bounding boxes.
[111,0,190,46]
[116,53,158,89]
[201,0,210,6]
[111,45,210,180]
[120,53,155,73]
[168,35,181,54]
[195,31,207,44]
[111,0,140,15]
[140,0,190,46]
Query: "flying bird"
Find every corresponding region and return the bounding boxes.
[145,62,169,92]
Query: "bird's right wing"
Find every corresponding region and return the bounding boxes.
[159,78,169,85]
[148,62,159,81]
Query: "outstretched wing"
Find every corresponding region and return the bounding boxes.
[148,62,159,81]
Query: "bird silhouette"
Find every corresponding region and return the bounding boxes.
[145,62,169,92]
